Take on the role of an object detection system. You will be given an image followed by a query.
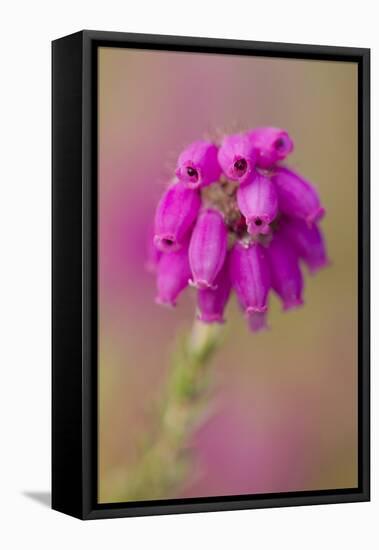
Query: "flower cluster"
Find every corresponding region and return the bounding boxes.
[148,128,329,332]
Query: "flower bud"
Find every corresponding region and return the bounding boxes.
[189,209,227,289]
[272,167,325,225]
[217,133,257,185]
[237,173,279,236]
[280,218,329,274]
[229,242,271,332]
[197,260,231,323]
[154,181,201,253]
[267,233,304,310]
[175,140,222,189]
[155,243,191,307]
[248,127,294,169]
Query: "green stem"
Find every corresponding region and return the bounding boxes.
[121,320,222,501]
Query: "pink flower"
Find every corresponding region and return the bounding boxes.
[189,209,228,289]
[280,218,329,274]
[155,241,192,307]
[272,167,325,225]
[176,140,222,189]
[150,128,329,332]
[267,232,304,310]
[237,173,278,236]
[248,127,294,169]
[229,242,271,332]
[154,181,201,253]
[197,260,231,324]
[217,133,257,185]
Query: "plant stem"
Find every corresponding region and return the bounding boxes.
[121,320,222,501]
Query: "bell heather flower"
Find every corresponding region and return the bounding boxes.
[189,208,227,289]
[281,218,329,274]
[248,127,294,169]
[154,180,201,252]
[272,167,325,226]
[149,127,328,332]
[155,241,192,307]
[176,140,222,189]
[197,261,231,324]
[229,242,271,332]
[267,232,304,310]
[217,133,257,185]
[237,173,278,236]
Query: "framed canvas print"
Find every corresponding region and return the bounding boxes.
[52,30,370,520]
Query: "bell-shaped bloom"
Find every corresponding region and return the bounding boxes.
[217,133,257,185]
[175,140,222,190]
[197,260,231,324]
[237,173,279,236]
[155,243,191,307]
[248,127,294,169]
[267,233,304,310]
[154,181,201,253]
[272,167,325,225]
[280,218,329,274]
[229,242,271,332]
[189,209,227,289]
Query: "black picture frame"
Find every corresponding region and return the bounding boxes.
[52,30,370,520]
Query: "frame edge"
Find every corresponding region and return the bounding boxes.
[52,31,86,520]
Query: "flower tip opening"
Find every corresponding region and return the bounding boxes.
[246,305,268,314]
[233,157,248,178]
[247,215,272,236]
[177,165,201,188]
[176,140,221,189]
[189,278,217,290]
[154,234,180,253]
[217,133,257,185]
[274,133,294,156]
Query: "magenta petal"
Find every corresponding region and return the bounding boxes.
[280,218,329,274]
[189,209,227,289]
[272,167,325,225]
[237,173,278,236]
[248,127,294,169]
[197,259,231,324]
[247,311,268,332]
[217,133,257,185]
[155,243,191,307]
[176,140,222,189]
[267,233,304,310]
[229,242,271,331]
[154,181,201,253]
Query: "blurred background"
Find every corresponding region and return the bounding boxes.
[98,47,358,503]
